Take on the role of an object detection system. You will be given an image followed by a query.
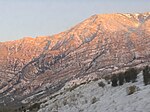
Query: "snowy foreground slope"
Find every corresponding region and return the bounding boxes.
[38,72,150,112]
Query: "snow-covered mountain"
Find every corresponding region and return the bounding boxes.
[0,12,150,109]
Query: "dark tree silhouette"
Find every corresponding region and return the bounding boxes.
[125,68,138,83]
[143,66,150,85]
[111,74,118,87]
[130,68,138,83]
[125,70,131,83]
[118,72,125,86]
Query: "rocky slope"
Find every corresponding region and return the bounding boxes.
[0,12,150,107]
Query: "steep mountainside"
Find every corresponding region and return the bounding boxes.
[0,12,150,106]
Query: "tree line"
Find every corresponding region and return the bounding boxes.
[111,66,150,87]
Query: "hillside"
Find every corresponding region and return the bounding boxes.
[38,71,150,112]
[0,12,150,107]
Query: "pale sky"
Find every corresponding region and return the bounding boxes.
[0,0,150,42]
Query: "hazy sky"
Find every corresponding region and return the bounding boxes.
[0,0,150,42]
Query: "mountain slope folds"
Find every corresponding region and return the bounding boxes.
[0,12,150,106]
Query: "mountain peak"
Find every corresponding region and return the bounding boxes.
[0,12,149,107]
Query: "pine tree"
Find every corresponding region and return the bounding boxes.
[130,68,138,83]
[124,68,138,83]
[125,70,131,83]
[111,74,118,87]
[143,66,150,85]
[118,72,124,85]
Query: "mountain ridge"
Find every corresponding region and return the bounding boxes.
[0,12,150,107]
[2,12,150,43]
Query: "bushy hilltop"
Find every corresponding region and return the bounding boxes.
[0,12,150,107]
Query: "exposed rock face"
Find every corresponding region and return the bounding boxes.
[0,12,150,106]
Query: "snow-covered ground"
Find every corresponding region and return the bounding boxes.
[38,72,150,112]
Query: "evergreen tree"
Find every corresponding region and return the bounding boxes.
[125,68,138,83]
[125,70,131,83]
[118,72,124,85]
[111,74,118,87]
[143,66,150,85]
[130,68,138,83]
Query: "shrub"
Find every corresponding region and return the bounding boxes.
[118,72,124,86]
[107,81,111,84]
[143,66,150,85]
[93,77,99,81]
[104,75,111,81]
[0,107,18,112]
[111,74,118,87]
[126,85,137,95]
[124,70,131,83]
[130,68,138,82]
[28,103,41,111]
[91,97,97,104]
[125,68,138,83]
[98,81,105,88]
[63,99,67,106]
